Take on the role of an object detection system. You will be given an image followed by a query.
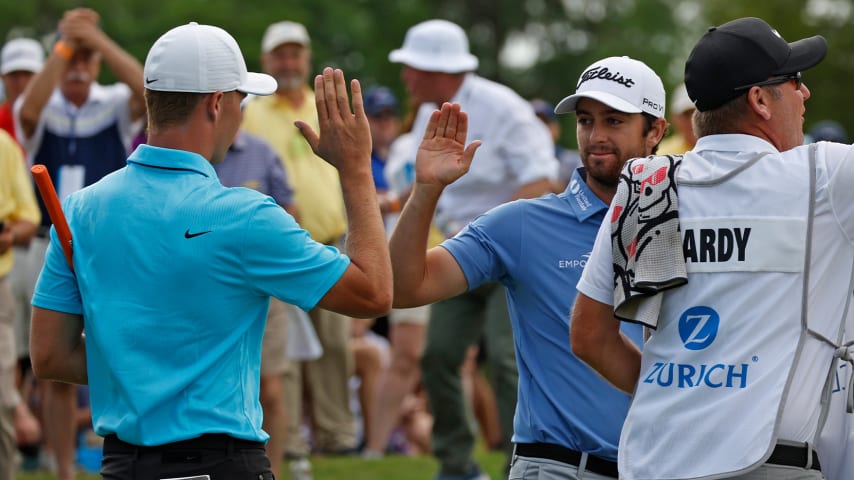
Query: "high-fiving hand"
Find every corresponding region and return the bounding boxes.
[296,67,371,176]
[415,102,481,189]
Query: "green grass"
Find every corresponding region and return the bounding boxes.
[15,447,507,479]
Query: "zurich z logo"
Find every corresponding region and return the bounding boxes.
[678,306,719,350]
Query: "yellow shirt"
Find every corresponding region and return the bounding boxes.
[0,129,41,275]
[242,88,346,243]
[657,134,693,155]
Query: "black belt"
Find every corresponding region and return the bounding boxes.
[515,443,618,478]
[767,443,821,471]
[103,434,264,455]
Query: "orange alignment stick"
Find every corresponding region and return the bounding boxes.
[31,165,74,271]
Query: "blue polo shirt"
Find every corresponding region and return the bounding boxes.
[32,144,350,446]
[441,169,643,461]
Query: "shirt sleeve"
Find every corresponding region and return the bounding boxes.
[106,83,134,152]
[13,94,42,158]
[240,200,350,311]
[32,225,83,315]
[576,206,616,305]
[824,142,854,245]
[498,112,559,186]
[441,203,518,290]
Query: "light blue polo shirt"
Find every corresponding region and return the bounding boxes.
[32,144,350,446]
[442,169,643,461]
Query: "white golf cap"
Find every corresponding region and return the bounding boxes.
[555,56,665,118]
[144,22,276,96]
[262,21,310,53]
[1,38,44,75]
[670,83,694,115]
[389,19,478,73]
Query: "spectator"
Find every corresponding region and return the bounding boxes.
[29,20,391,480]
[530,98,581,191]
[213,111,298,475]
[364,93,448,460]
[572,16,846,480]
[388,19,558,480]
[657,83,697,154]
[363,86,399,193]
[0,34,44,467]
[13,9,144,480]
[349,316,388,448]
[807,119,848,143]
[0,37,44,142]
[0,128,40,480]
[242,22,357,473]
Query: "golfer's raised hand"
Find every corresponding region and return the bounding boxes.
[58,8,101,50]
[415,102,481,188]
[296,67,371,175]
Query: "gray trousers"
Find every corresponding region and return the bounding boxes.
[731,464,824,480]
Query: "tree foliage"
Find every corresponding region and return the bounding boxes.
[3,0,852,145]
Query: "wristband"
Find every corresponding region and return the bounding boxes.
[53,40,74,60]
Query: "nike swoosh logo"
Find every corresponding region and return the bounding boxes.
[184,229,212,239]
[145,77,159,84]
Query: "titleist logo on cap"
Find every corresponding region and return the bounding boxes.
[577,66,636,90]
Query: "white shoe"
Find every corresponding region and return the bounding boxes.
[289,457,313,480]
[361,450,384,460]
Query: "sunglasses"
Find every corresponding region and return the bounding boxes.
[734,72,802,91]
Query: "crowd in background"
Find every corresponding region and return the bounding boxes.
[0,8,851,480]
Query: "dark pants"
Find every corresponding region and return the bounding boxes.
[422,282,518,475]
[101,434,274,480]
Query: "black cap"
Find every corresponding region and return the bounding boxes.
[685,17,827,112]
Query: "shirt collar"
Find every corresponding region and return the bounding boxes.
[693,134,780,155]
[127,144,216,178]
[561,167,608,222]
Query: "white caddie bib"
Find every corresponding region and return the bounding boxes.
[618,148,827,480]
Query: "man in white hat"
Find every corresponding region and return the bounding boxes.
[242,21,358,477]
[383,18,558,480]
[29,20,392,480]
[13,9,146,480]
[0,37,44,142]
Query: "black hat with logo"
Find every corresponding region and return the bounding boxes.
[685,17,827,112]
